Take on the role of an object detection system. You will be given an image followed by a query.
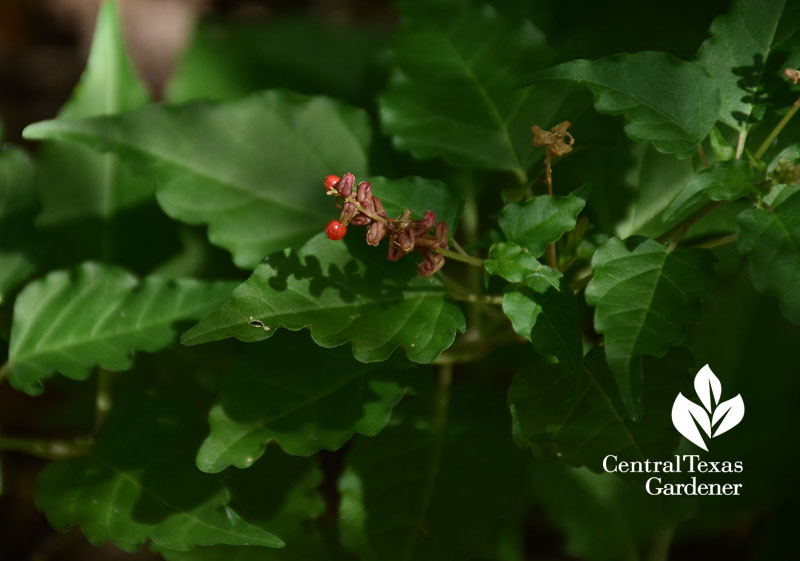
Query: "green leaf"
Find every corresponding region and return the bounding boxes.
[698,0,800,134]
[7,263,235,395]
[339,381,525,561]
[34,0,154,226]
[0,146,37,304]
[498,194,585,257]
[738,190,800,324]
[367,176,463,231]
[379,1,587,177]
[167,17,387,107]
[182,233,465,364]
[485,241,552,283]
[509,349,690,470]
[488,243,583,373]
[36,388,284,552]
[525,51,721,158]
[585,239,716,418]
[196,332,415,473]
[663,160,756,222]
[24,91,371,268]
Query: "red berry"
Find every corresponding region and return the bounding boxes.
[325,219,347,241]
[324,174,341,191]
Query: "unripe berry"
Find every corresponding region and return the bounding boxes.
[324,174,341,191]
[325,219,347,241]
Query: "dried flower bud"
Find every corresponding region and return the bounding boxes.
[784,68,800,85]
[350,215,371,226]
[435,221,449,249]
[397,229,415,253]
[413,211,436,236]
[532,121,574,158]
[372,196,387,218]
[367,220,387,246]
[387,234,404,261]
[337,172,356,197]
[417,249,445,277]
[356,181,372,204]
[340,201,357,225]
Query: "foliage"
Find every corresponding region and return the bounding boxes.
[1,0,799,559]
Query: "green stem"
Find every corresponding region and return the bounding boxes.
[689,232,739,249]
[0,362,9,384]
[432,247,484,268]
[95,369,114,431]
[0,434,92,460]
[754,97,800,160]
[449,293,504,305]
[657,201,723,250]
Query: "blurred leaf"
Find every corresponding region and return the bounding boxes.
[24,91,371,268]
[698,0,800,134]
[498,193,585,257]
[509,349,690,470]
[7,263,235,395]
[0,146,37,304]
[585,239,716,418]
[380,1,588,178]
[367,176,463,231]
[339,381,525,561]
[34,0,155,226]
[36,388,284,551]
[738,189,800,324]
[663,160,756,222]
[182,233,465,364]
[167,17,387,106]
[525,51,721,158]
[529,460,662,561]
[485,241,550,283]
[196,333,416,473]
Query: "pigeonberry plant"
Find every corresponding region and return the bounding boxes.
[1,0,799,560]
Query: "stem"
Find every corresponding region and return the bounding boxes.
[657,201,723,250]
[95,369,113,431]
[431,247,483,268]
[0,434,92,460]
[698,145,710,168]
[0,362,9,384]
[754,97,800,160]
[735,130,747,159]
[329,190,388,225]
[689,232,739,249]
[449,293,504,305]
[449,238,470,258]
[543,153,558,268]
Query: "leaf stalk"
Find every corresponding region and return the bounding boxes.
[754,97,800,161]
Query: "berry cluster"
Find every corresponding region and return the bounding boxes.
[323,173,450,277]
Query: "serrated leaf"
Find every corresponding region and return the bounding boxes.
[24,91,371,268]
[698,0,800,134]
[663,160,756,222]
[525,51,721,158]
[485,241,552,283]
[379,1,588,177]
[182,233,465,364]
[738,190,800,324]
[367,176,463,232]
[339,382,525,561]
[0,146,37,304]
[34,0,154,226]
[509,349,691,471]
[498,194,585,257]
[585,239,716,418]
[7,263,236,394]
[36,389,284,552]
[196,333,415,473]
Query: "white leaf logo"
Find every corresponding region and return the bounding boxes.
[671,365,744,451]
